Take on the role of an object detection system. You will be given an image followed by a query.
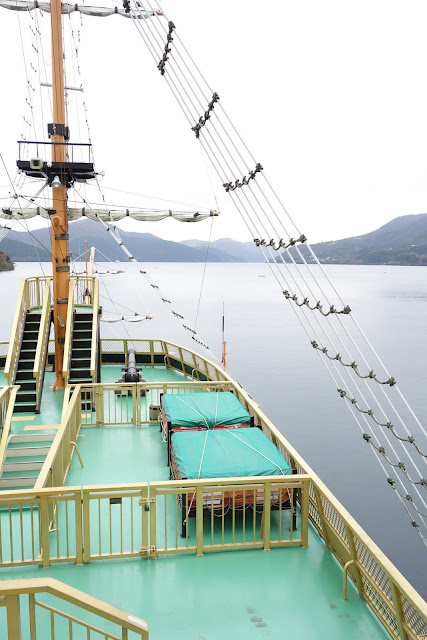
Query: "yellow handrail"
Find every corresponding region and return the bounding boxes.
[4,279,26,383]
[33,278,51,399]
[0,578,149,639]
[90,277,99,380]
[62,277,75,383]
[35,385,82,489]
[0,386,19,474]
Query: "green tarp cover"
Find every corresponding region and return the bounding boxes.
[162,392,251,429]
[172,427,292,479]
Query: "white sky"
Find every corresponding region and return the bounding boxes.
[1,0,427,244]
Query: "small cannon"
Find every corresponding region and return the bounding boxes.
[115,348,146,394]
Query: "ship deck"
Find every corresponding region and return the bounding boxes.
[0,364,393,640]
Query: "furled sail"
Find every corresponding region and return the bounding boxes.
[1,207,218,223]
[0,0,159,18]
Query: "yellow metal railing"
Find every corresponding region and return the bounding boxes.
[0,578,149,640]
[90,276,99,380]
[0,386,19,474]
[1,345,427,636]
[35,386,82,490]
[4,277,51,385]
[149,475,309,557]
[0,486,82,567]
[33,277,51,407]
[62,277,75,384]
[4,280,26,384]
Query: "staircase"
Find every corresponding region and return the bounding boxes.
[0,433,55,490]
[68,311,97,412]
[69,311,94,385]
[13,312,41,413]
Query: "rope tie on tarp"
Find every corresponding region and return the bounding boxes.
[191,92,220,138]
[312,341,396,386]
[223,163,263,192]
[253,234,307,251]
[283,291,351,317]
[340,389,427,458]
[157,20,175,75]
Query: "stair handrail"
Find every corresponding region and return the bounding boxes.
[4,279,27,384]
[33,278,52,399]
[62,277,75,384]
[0,577,149,639]
[90,277,99,381]
[0,386,20,475]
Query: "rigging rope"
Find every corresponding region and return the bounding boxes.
[125,3,427,544]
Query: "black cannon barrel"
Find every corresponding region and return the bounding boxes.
[125,348,139,382]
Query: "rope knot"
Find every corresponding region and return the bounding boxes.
[337,388,346,398]
[398,461,406,471]
[343,305,351,314]
[362,433,371,442]
[378,447,385,454]
[387,477,395,486]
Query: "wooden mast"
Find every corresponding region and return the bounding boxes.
[50,0,69,390]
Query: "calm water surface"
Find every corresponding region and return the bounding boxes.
[1,262,426,596]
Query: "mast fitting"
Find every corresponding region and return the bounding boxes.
[48,122,70,140]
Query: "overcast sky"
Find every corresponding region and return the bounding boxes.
[1,0,427,245]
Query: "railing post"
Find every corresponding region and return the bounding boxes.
[263,481,271,550]
[301,478,309,548]
[136,384,141,429]
[95,385,101,427]
[75,489,83,565]
[141,486,149,556]
[82,489,91,564]
[313,484,331,549]
[28,593,36,640]
[5,594,21,640]
[39,493,51,567]
[196,484,204,556]
[390,581,410,640]
[344,523,364,599]
[149,486,157,558]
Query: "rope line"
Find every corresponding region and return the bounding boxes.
[124,3,427,545]
[312,343,396,386]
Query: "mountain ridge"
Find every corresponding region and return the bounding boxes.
[1,213,427,265]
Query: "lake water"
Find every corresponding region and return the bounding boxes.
[1,262,426,596]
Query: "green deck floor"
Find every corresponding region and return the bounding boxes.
[0,365,393,640]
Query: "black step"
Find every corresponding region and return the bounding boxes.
[75,313,93,320]
[70,367,90,378]
[72,348,92,359]
[16,391,37,402]
[22,340,38,350]
[72,339,91,349]
[24,321,40,330]
[17,360,35,371]
[68,377,92,384]
[13,401,36,413]
[73,330,92,340]
[16,381,36,392]
[74,321,92,330]
[71,358,90,368]
[23,330,39,339]
[27,313,41,320]
[15,370,34,381]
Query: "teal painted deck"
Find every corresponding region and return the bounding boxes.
[0,365,393,640]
